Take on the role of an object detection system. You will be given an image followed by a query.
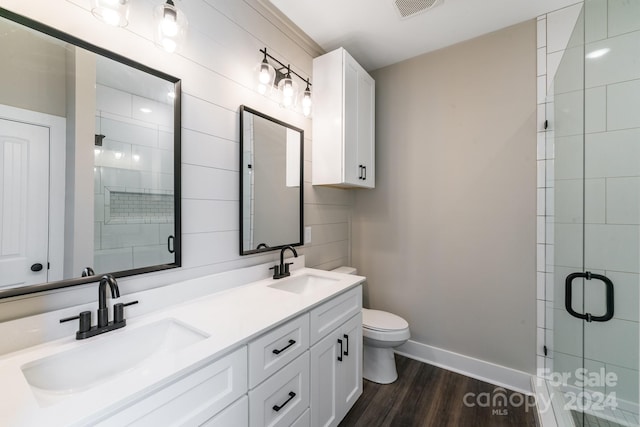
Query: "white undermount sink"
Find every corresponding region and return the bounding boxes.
[268,273,339,294]
[21,318,208,398]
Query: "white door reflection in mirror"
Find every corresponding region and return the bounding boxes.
[0,106,66,290]
[0,119,49,288]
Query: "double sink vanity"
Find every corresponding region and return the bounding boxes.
[0,6,375,427]
[0,258,364,426]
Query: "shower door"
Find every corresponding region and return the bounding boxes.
[549,2,640,426]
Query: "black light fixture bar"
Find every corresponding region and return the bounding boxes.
[260,47,311,87]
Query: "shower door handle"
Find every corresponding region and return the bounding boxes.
[565,272,614,322]
[167,235,175,254]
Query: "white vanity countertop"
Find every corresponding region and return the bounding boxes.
[0,267,365,427]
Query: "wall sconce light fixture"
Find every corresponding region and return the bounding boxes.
[302,79,312,117]
[91,0,130,27]
[257,50,276,95]
[277,65,298,108]
[257,48,312,116]
[90,0,188,54]
[154,0,188,53]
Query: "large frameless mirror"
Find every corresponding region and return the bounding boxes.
[0,8,181,298]
[239,106,303,255]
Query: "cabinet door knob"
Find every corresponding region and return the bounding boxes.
[337,338,343,361]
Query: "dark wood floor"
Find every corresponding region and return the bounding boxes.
[339,355,538,427]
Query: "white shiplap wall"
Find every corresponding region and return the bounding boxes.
[0,0,352,321]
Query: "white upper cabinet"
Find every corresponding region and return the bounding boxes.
[312,47,375,188]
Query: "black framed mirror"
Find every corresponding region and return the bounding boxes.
[239,106,303,255]
[0,8,181,299]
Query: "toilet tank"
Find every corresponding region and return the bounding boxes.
[331,266,357,275]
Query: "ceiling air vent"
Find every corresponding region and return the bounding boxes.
[393,0,444,19]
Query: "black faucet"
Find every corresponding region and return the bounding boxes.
[97,274,120,327]
[270,246,298,279]
[60,274,138,340]
[81,267,95,277]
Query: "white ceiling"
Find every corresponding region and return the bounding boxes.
[267,0,580,71]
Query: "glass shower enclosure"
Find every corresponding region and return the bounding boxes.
[545,1,640,426]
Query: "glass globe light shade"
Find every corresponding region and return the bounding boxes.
[154,0,188,53]
[91,0,130,27]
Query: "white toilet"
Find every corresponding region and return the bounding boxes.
[332,267,410,384]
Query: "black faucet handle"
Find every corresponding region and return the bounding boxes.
[78,311,91,332]
[113,303,124,324]
[283,262,294,274]
[60,311,92,333]
[269,265,280,278]
[60,314,79,323]
[114,300,138,325]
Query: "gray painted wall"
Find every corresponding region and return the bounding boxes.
[0,19,67,117]
[352,21,537,373]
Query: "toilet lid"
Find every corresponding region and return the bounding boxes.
[362,309,408,331]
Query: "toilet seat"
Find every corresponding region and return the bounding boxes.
[363,326,410,343]
[362,309,410,343]
[362,308,408,332]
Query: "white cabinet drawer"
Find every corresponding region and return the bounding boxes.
[249,351,310,427]
[96,346,248,427]
[310,286,361,344]
[202,396,248,427]
[249,313,309,388]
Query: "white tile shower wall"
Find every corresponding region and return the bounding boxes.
[0,0,352,321]
[539,0,640,408]
[94,83,175,272]
[581,0,640,401]
[109,192,174,222]
[536,1,584,378]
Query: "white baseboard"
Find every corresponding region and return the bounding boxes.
[531,376,562,427]
[395,340,534,395]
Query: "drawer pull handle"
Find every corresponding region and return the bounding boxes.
[272,391,296,412]
[343,334,349,356]
[337,338,343,362]
[272,339,296,355]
